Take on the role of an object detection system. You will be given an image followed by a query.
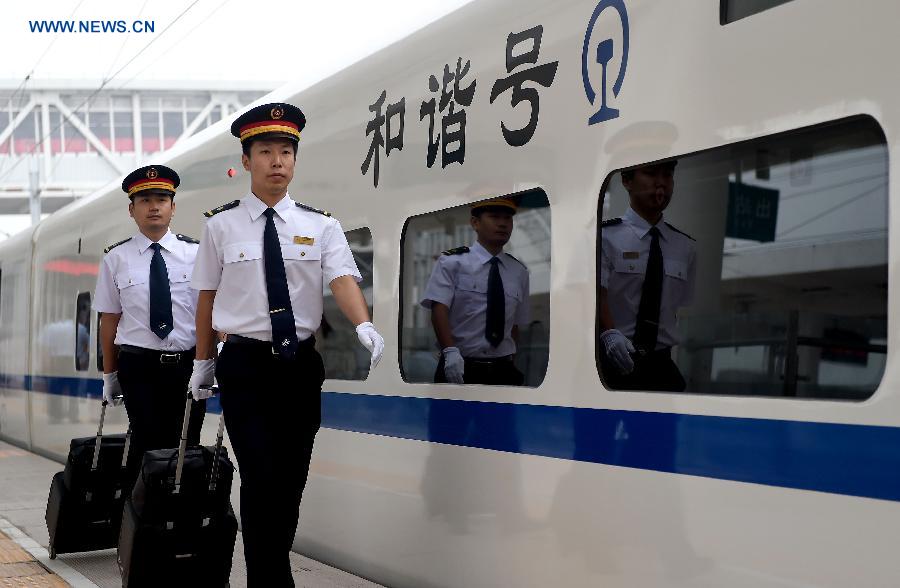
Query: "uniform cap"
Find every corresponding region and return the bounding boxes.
[230,102,306,144]
[121,165,179,197]
[471,197,518,213]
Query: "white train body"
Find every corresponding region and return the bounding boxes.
[1,1,899,586]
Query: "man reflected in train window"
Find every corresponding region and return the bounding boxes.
[599,160,697,391]
[420,197,530,385]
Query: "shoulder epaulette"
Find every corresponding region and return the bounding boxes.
[295,202,331,217]
[203,200,240,218]
[175,234,199,244]
[664,221,695,241]
[103,237,131,254]
[505,252,526,268]
[442,246,470,256]
[601,217,622,227]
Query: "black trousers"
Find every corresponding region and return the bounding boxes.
[599,347,687,392]
[216,338,323,588]
[434,355,525,386]
[117,347,206,484]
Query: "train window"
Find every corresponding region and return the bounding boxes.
[720,0,793,24]
[319,228,375,380]
[400,189,550,387]
[597,116,887,400]
[75,292,91,372]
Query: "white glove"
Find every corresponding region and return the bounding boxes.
[102,372,124,406]
[189,359,216,400]
[355,322,385,370]
[600,329,635,375]
[441,347,465,384]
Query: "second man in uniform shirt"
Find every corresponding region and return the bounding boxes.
[93,164,205,480]
[599,160,697,392]
[421,197,530,386]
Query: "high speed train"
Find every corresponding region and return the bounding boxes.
[2,0,900,585]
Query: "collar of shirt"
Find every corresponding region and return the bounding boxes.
[623,207,667,241]
[470,241,504,266]
[243,192,293,222]
[132,229,176,255]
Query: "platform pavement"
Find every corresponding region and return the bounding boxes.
[0,440,386,588]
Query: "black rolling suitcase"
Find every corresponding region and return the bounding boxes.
[118,389,237,588]
[45,400,133,558]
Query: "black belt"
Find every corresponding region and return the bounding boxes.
[226,334,315,349]
[635,346,672,359]
[464,355,513,365]
[119,345,195,364]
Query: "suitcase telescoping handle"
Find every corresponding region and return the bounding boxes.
[90,399,111,471]
[204,385,226,493]
[173,391,193,495]
[172,386,224,495]
[91,391,126,472]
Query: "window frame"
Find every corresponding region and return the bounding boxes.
[595,114,889,402]
[74,291,92,372]
[397,187,552,388]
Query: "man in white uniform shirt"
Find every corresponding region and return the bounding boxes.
[599,160,696,392]
[188,102,384,586]
[92,164,204,480]
[421,197,530,386]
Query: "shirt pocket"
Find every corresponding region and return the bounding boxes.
[224,242,263,264]
[614,258,648,275]
[664,259,688,281]
[116,270,148,307]
[455,276,486,312]
[663,258,689,307]
[116,270,147,291]
[504,282,523,303]
[282,243,322,262]
[167,264,192,284]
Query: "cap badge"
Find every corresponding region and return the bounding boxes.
[146,167,158,179]
[271,107,284,120]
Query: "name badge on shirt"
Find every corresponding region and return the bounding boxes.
[293,236,315,245]
[623,251,640,259]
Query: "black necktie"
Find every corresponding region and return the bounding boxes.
[148,243,173,339]
[633,226,663,354]
[485,257,505,347]
[263,208,298,360]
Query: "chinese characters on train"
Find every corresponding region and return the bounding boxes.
[361,25,558,187]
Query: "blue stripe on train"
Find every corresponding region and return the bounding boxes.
[321,394,900,503]
[0,374,222,413]
[3,373,899,502]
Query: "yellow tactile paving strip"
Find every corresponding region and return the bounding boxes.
[0,532,67,587]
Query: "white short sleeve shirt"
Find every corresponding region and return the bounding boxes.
[600,207,697,349]
[191,193,361,342]
[420,241,530,358]
[92,230,199,351]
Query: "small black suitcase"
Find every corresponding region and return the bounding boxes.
[45,400,132,558]
[118,389,237,588]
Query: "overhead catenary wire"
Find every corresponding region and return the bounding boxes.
[0,0,202,187]
[46,0,210,181]
[0,0,88,177]
[102,0,152,85]
[113,0,232,91]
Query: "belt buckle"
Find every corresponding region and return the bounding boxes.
[159,352,180,365]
